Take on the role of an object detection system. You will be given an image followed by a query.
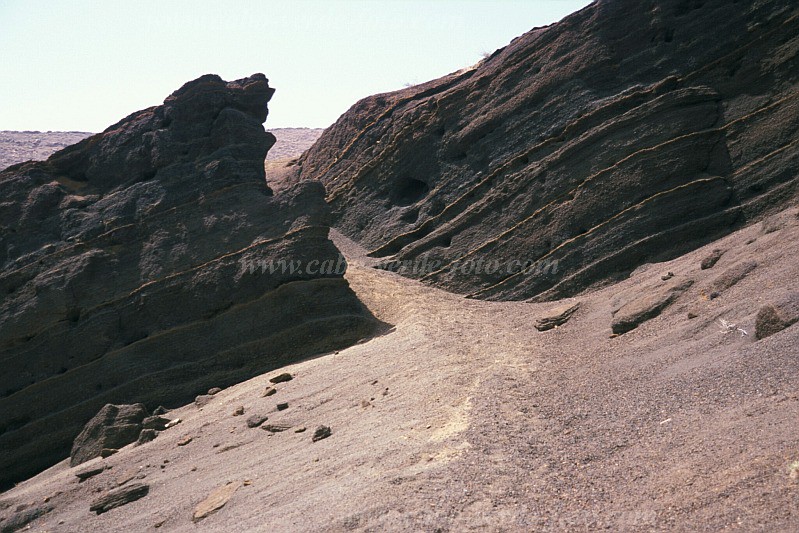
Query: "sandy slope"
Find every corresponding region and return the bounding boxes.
[2,210,798,532]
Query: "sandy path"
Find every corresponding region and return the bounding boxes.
[2,212,799,532]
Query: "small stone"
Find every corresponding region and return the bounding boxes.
[312,425,332,442]
[700,249,725,270]
[243,479,252,486]
[262,387,277,397]
[100,448,118,458]
[361,400,371,408]
[295,427,307,433]
[177,436,193,446]
[246,415,268,428]
[276,402,289,411]
[142,416,170,431]
[232,406,245,416]
[262,424,292,433]
[191,466,197,472]
[269,373,293,384]
[195,394,213,407]
[661,272,674,281]
[76,465,107,482]
[90,483,149,514]
[193,481,242,522]
[687,312,698,319]
[152,406,169,416]
[208,387,222,395]
[709,291,720,300]
[164,418,182,429]
[136,429,158,445]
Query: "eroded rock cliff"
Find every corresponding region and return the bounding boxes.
[0,74,376,489]
[292,0,799,301]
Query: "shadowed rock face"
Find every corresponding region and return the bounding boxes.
[0,74,376,489]
[292,0,799,301]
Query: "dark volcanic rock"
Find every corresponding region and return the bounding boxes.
[75,464,108,482]
[312,425,332,442]
[291,0,799,302]
[70,403,148,467]
[141,415,170,431]
[269,372,293,384]
[0,74,376,489]
[89,483,149,514]
[136,429,158,445]
[755,292,799,340]
[246,414,268,428]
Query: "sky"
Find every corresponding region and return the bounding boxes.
[0,0,592,132]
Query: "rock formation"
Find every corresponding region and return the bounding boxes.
[70,403,149,466]
[291,0,799,302]
[0,74,376,489]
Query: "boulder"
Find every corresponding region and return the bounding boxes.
[755,292,799,340]
[0,74,377,489]
[89,483,149,515]
[70,404,147,467]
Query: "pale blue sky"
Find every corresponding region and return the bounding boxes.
[0,0,591,132]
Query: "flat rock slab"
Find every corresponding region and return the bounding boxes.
[535,302,580,331]
[89,483,149,515]
[246,415,268,428]
[262,424,292,433]
[756,291,799,339]
[193,481,242,522]
[612,281,692,335]
[75,464,108,482]
[269,373,294,384]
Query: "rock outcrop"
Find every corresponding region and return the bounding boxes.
[0,74,376,489]
[70,404,148,466]
[291,0,799,301]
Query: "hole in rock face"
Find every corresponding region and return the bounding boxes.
[390,177,430,207]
